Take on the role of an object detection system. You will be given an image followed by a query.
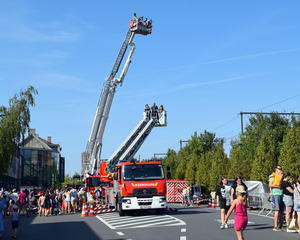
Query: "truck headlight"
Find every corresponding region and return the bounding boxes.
[159,197,166,203]
[122,199,131,204]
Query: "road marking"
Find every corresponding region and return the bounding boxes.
[116,232,124,236]
[181,228,186,232]
[214,219,255,224]
[96,213,186,229]
[180,237,186,240]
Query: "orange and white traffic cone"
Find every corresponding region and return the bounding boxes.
[81,202,88,217]
[89,204,95,217]
[208,198,211,207]
[211,198,215,208]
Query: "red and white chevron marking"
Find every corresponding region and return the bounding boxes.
[94,209,116,214]
[167,207,178,212]
[95,206,108,210]
[166,181,189,203]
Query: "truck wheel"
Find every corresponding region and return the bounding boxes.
[156,209,164,214]
[118,203,125,216]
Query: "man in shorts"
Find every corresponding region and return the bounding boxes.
[269,165,284,231]
[17,189,27,216]
[70,186,78,213]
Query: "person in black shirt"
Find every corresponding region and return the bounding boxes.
[281,172,294,225]
[216,176,231,229]
[231,176,249,203]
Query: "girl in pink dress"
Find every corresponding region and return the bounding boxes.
[224,185,248,240]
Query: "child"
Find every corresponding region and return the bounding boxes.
[6,205,21,239]
[224,185,248,240]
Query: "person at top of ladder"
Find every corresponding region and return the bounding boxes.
[151,103,158,119]
[133,13,138,23]
[144,104,151,120]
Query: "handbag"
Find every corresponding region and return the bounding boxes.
[287,211,299,232]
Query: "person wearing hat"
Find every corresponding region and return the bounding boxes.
[6,205,21,239]
[224,185,248,240]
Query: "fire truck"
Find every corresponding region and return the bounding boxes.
[82,17,169,215]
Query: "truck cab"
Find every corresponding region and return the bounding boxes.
[114,161,167,216]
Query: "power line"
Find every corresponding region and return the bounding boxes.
[211,116,239,131]
[255,93,300,111]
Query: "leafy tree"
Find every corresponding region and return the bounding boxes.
[185,153,198,184]
[196,151,211,188]
[228,146,251,180]
[0,86,38,176]
[279,127,300,181]
[251,135,276,183]
[209,144,228,191]
[163,149,178,179]
[241,112,289,164]
[61,172,81,189]
[176,151,186,180]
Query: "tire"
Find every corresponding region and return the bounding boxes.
[156,209,164,214]
[118,203,125,216]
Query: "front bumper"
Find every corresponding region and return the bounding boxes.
[122,196,167,210]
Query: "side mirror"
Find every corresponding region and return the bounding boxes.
[166,166,170,171]
[167,172,171,179]
[113,173,118,181]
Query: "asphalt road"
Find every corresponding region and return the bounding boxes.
[1,205,300,240]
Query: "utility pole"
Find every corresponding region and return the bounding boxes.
[180,140,189,150]
[239,112,300,134]
[153,153,167,159]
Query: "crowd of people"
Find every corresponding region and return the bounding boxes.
[0,185,102,238]
[213,165,300,240]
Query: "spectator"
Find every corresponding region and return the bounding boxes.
[216,176,231,229]
[6,205,21,239]
[189,185,194,206]
[57,189,62,214]
[44,190,51,217]
[17,189,27,216]
[224,185,248,240]
[269,165,284,231]
[281,172,294,226]
[50,189,58,215]
[64,188,71,214]
[293,174,300,230]
[0,192,4,237]
[70,186,78,213]
[231,176,249,203]
[38,192,45,217]
[182,187,187,206]
[28,189,34,201]
[10,189,18,206]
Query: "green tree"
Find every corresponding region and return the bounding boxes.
[228,146,251,180]
[176,151,186,180]
[163,149,178,179]
[185,153,198,184]
[251,135,276,183]
[279,127,300,181]
[196,151,211,188]
[209,144,228,191]
[0,86,38,176]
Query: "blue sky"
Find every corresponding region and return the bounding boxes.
[1,1,300,175]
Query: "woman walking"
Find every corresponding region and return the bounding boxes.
[231,176,249,203]
[216,176,231,229]
[224,185,248,240]
[64,188,71,214]
[281,172,294,225]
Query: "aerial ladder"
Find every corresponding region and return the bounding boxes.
[106,109,167,173]
[82,18,153,177]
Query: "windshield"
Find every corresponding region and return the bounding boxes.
[123,164,164,181]
[87,177,109,187]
